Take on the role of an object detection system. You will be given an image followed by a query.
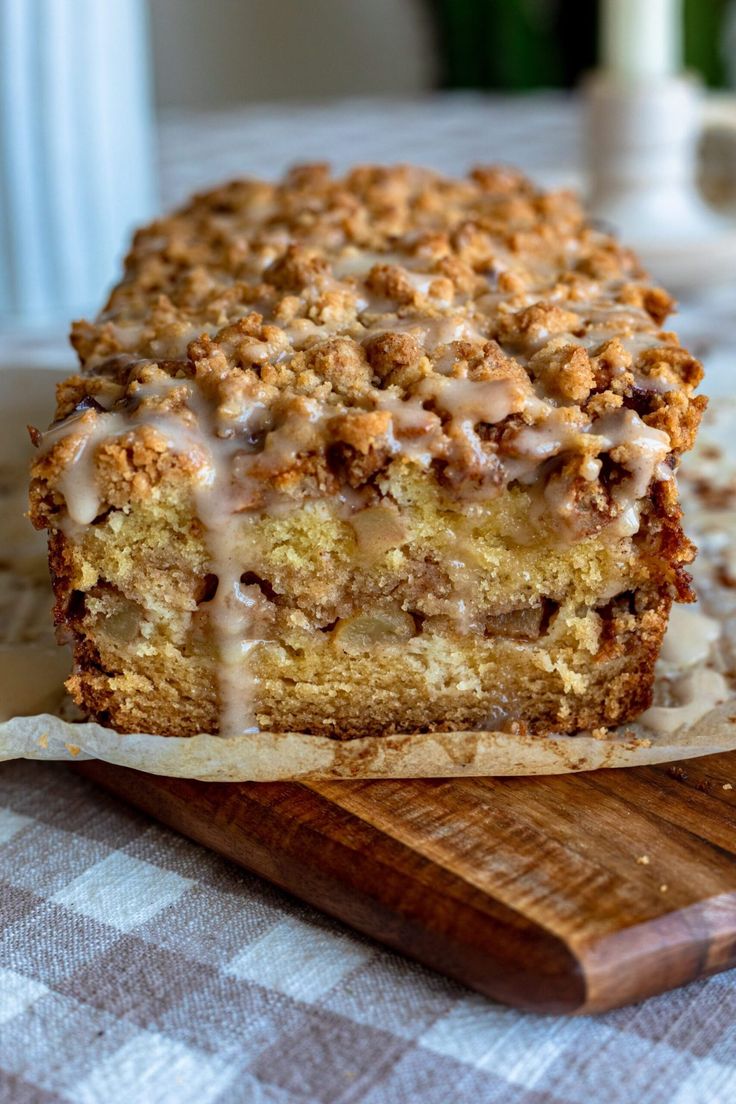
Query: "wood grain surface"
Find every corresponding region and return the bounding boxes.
[74,752,736,1014]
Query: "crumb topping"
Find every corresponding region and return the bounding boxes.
[33,164,705,539]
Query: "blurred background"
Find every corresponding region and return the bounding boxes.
[149,0,735,107]
[2,0,736,333]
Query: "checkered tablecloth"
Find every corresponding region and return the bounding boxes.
[2,760,736,1104]
[3,93,736,1104]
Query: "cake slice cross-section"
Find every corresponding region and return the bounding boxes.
[29,164,705,739]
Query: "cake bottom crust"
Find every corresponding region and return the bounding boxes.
[65,588,670,740]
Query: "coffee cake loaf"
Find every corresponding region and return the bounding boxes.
[29,164,705,739]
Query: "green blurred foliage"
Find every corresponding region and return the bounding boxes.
[427,0,730,89]
[685,0,728,86]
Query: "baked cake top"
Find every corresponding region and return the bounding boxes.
[34,164,705,541]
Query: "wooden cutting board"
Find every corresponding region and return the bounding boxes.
[74,751,736,1015]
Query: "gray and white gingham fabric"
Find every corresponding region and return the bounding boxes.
[3,94,736,1104]
[2,759,736,1104]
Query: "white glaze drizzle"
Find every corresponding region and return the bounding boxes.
[640,604,729,736]
[363,314,487,353]
[43,410,132,526]
[658,604,721,671]
[183,406,265,736]
[504,405,670,533]
[415,375,528,425]
[639,669,730,736]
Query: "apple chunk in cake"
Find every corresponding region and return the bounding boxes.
[29,164,705,739]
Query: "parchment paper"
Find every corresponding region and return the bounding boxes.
[2,371,734,780]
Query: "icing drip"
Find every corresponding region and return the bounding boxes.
[640,669,730,736]
[375,392,443,466]
[183,413,262,736]
[658,604,721,670]
[505,406,670,534]
[640,604,729,735]
[594,409,671,504]
[198,517,264,736]
[363,315,487,354]
[42,410,131,526]
[416,375,528,425]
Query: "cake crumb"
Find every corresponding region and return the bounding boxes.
[668,765,689,782]
[723,783,733,791]
[636,855,650,865]
[659,883,669,893]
